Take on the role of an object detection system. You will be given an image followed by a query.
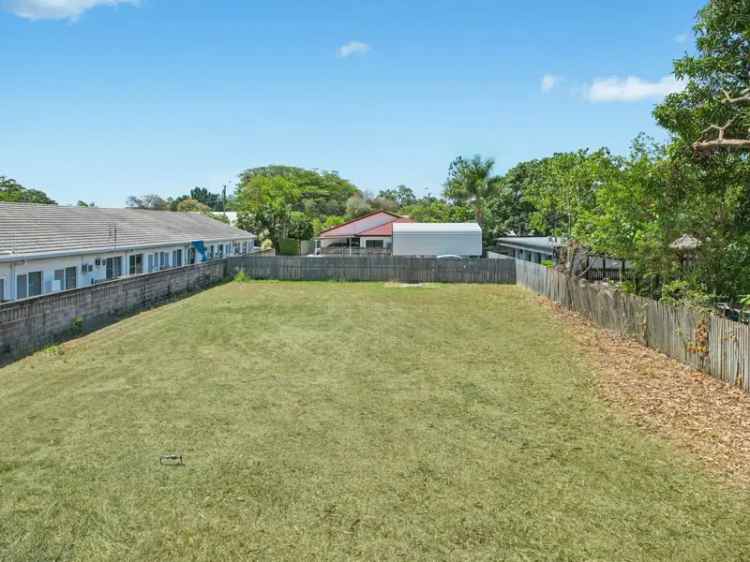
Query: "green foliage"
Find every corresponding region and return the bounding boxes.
[189,187,223,211]
[233,270,250,283]
[653,0,750,153]
[378,185,417,207]
[235,166,359,249]
[443,155,498,227]
[175,197,212,213]
[126,194,170,210]
[0,176,56,204]
[278,238,301,256]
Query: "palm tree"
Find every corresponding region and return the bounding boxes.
[443,155,497,227]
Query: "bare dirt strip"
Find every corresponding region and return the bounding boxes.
[543,297,750,485]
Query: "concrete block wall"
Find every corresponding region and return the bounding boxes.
[0,260,227,359]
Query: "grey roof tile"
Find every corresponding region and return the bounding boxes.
[0,203,254,257]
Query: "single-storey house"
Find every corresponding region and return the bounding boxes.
[315,210,483,257]
[316,210,415,255]
[0,203,256,303]
[495,236,561,264]
[496,235,632,280]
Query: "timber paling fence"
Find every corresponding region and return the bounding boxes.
[516,259,750,392]
[227,256,517,284]
[4,255,750,393]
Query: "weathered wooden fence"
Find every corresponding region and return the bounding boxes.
[516,259,750,392]
[228,256,517,284]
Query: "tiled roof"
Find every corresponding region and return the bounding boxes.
[358,217,415,236]
[319,210,405,238]
[0,203,254,258]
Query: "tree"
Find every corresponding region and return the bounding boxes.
[235,175,305,250]
[76,200,96,208]
[523,149,619,237]
[190,187,222,211]
[378,185,417,207]
[126,194,169,210]
[654,0,750,153]
[402,196,473,223]
[443,155,498,227]
[176,198,211,213]
[345,193,372,218]
[489,161,544,236]
[0,176,56,204]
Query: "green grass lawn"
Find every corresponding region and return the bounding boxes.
[2,281,750,561]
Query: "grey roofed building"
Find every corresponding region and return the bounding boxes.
[0,203,254,260]
[495,236,561,264]
[0,203,257,303]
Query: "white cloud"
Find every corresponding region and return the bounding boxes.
[541,74,561,93]
[584,75,686,102]
[674,33,689,44]
[3,0,137,20]
[337,41,370,58]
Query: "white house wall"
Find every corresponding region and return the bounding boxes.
[1,237,254,303]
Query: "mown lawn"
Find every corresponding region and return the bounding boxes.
[1,281,749,561]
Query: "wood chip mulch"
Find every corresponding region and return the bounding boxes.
[540,297,750,486]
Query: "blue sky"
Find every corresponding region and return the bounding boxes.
[1,0,704,207]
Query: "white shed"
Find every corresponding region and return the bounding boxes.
[392,223,482,257]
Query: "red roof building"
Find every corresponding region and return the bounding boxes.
[316,210,414,255]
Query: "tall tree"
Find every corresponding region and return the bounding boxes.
[0,176,56,204]
[655,0,750,153]
[443,155,498,227]
[126,194,170,210]
[189,187,222,211]
[378,185,417,207]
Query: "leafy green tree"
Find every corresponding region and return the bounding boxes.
[378,185,417,207]
[489,161,544,236]
[126,194,170,210]
[443,155,499,228]
[345,193,372,218]
[523,149,619,237]
[176,197,212,213]
[0,176,56,204]
[654,0,750,154]
[76,200,95,207]
[190,187,223,211]
[235,175,305,250]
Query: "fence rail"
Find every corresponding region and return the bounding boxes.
[228,256,516,284]
[515,259,750,392]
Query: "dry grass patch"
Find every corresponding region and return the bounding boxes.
[540,296,750,484]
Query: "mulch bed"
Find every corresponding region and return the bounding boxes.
[541,297,750,485]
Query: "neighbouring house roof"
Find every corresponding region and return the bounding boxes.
[319,210,406,238]
[0,203,255,261]
[358,217,415,237]
[496,236,561,254]
[394,222,482,234]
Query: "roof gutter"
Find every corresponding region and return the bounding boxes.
[0,235,255,264]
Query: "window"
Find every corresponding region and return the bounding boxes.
[172,249,183,268]
[16,274,27,299]
[0,278,5,301]
[188,247,197,265]
[147,254,155,273]
[365,239,384,249]
[66,267,77,290]
[217,245,224,259]
[129,254,144,275]
[28,271,42,297]
[160,252,169,269]
[209,245,215,259]
[106,257,123,280]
